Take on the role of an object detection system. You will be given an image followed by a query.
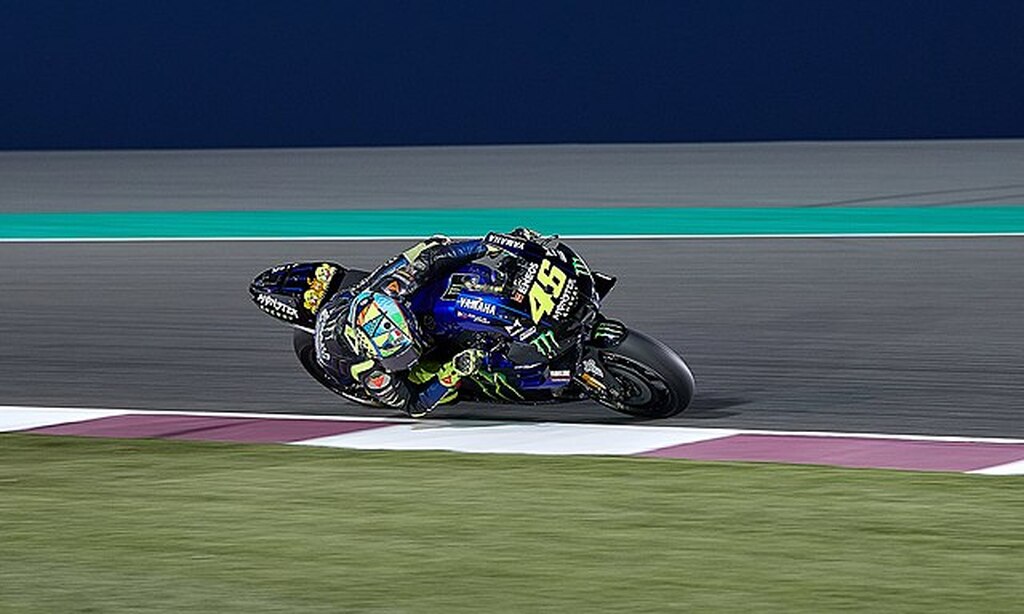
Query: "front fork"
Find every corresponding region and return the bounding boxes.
[572,318,630,403]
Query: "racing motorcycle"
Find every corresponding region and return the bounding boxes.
[249,232,695,418]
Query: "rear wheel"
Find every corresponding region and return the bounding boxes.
[596,330,694,419]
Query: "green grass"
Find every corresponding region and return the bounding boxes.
[1,435,1021,613]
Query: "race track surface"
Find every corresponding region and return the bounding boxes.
[4,140,1024,212]
[2,141,1023,437]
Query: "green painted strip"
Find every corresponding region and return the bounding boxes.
[2,207,1024,239]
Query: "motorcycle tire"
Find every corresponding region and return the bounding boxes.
[598,329,695,419]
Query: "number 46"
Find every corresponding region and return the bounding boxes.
[529,259,567,323]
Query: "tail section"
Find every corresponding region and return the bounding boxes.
[249,261,345,330]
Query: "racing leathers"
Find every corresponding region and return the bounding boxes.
[313,236,491,417]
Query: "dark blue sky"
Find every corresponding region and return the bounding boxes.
[2,0,1022,149]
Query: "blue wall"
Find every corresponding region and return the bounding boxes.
[2,0,1022,149]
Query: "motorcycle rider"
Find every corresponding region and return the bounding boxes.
[314,231,534,417]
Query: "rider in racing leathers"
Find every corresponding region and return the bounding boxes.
[313,234,508,417]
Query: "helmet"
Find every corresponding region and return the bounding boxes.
[345,290,420,370]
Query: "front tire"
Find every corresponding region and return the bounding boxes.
[596,330,695,419]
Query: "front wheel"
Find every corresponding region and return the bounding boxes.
[595,330,695,419]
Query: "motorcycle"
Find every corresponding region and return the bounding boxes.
[249,232,695,418]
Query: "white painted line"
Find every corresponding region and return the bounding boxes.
[3,233,1024,243]
[0,407,130,432]
[296,422,737,455]
[969,459,1024,476]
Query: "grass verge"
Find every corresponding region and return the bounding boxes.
[1,434,1021,613]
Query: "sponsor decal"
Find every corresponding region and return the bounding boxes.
[549,369,571,383]
[511,262,539,304]
[504,319,537,341]
[456,311,493,325]
[485,232,527,253]
[571,256,590,277]
[343,323,368,354]
[582,357,604,379]
[314,313,335,364]
[303,263,337,313]
[517,325,538,341]
[501,321,536,339]
[457,296,497,316]
[472,370,525,401]
[552,278,579,320]
[593,320,626,342]
[437,362,461,387]
[367,371,391,390]
[530,329,558,358]
[255,293,299,320]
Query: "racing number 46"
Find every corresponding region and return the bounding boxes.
[529,259,567,322]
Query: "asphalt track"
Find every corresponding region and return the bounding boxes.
[2,141,1023,437]
[5,139,1024,212]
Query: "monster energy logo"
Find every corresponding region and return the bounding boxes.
[571,256,590,276]
[530,330,558,358]
[593,322,624,341]
[472,370,524,401]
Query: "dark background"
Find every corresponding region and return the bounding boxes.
[2,0,1022,150]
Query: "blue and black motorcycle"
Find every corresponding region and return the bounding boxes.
[249,232,695,418]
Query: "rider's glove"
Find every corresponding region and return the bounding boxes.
[452,348,485,377]
[510,227,542,241]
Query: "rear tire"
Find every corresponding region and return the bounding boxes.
[597,330,695,419]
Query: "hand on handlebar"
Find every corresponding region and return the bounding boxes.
[510,227,543,241]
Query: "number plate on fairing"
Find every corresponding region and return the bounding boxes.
[507,246,588,325]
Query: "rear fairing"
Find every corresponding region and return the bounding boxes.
[249,261,346,330]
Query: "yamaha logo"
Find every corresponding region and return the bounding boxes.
[457,296,497,316]
[485,232,527,252]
